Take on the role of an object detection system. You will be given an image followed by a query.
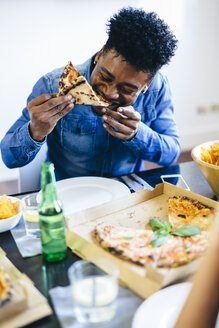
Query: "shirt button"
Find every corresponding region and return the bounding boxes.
[30,146,35,150]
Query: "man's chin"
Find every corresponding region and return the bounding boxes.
[107,104,120,111]
[91,106,105,116]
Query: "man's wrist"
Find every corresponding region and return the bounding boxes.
[28,122,45,142]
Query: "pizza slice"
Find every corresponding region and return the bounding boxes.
[94,223,209,268]
[58,61,109,107]
[0,268,12,307]
[168,196,214,230]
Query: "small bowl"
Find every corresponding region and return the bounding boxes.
[0,196,22,233]
[191,140,219,198]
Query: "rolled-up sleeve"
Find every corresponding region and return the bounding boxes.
[0,76,50,168]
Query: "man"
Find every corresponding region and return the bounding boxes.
[1,7,180,181]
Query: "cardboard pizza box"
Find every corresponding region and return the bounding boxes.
[66,183,219,299]
[0,248,52,328]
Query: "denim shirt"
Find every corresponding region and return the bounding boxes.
[1,55,180,180]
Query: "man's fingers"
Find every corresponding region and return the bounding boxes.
[45,95,74,111]
[29,94,74,111]
[37,102,74,132]
[118,107,141,121]
[103,116,134,136]
[102,105,140,141]
[49,101,71,116]
[103,122,134,140]
[53,102,74,119]
[29,93,57,107]
[102,107,141,122]
[102,114,138,130]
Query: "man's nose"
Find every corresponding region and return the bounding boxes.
[103,84,120,100]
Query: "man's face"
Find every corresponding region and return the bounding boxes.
[90,49,150,113]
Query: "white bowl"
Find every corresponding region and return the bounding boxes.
[191,140,219,198]
[0,196,22,233]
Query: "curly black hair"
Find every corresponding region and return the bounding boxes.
[104,7,178,79]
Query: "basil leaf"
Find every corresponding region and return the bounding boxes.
[171,225,201,237]
[150,229,170,247]
[149,218,171,232]
[119,236,133,240]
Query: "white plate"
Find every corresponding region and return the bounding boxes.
[55,176,130,215]
[132,282,219,328]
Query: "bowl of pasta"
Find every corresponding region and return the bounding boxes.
[191,140,219,198]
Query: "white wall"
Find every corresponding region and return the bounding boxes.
[0,0,219,182]
[140,0,219,149]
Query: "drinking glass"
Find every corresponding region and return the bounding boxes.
[68,258,119,324]
[22,193,40,238]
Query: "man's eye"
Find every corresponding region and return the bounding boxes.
[120,87,135,95]
[100,73,112,82]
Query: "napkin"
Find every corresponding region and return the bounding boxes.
[11,215,42,257]
[49,285,143,328]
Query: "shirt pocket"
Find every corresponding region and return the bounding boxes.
[61,115,96,153]
[141,105,157,124]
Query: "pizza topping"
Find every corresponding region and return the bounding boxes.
[178,214,186,218]
[150,230,169,247]
[149,218,201,247]
[149,218,171,231]
[119,236,133,240]
[168,196,214,230]
[62,79,86,95]
[169,196,213,215]
[171,225,201,237]
[185,243,190,249]
[58,61,80,96]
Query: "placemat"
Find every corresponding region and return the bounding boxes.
[10,216,42,258]
[49,284,143,328]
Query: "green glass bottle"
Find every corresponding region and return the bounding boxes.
[38,162,67,262]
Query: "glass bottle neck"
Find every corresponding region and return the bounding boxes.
[40,163,59,203]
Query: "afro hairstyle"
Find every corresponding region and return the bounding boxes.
[103,7,178,79]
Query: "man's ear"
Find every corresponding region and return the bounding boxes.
[141,80,153,93]
[94,47,104,63]
[141,86,148,94]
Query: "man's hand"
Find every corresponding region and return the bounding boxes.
[28,93,75,141]
[101,106,141,141]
